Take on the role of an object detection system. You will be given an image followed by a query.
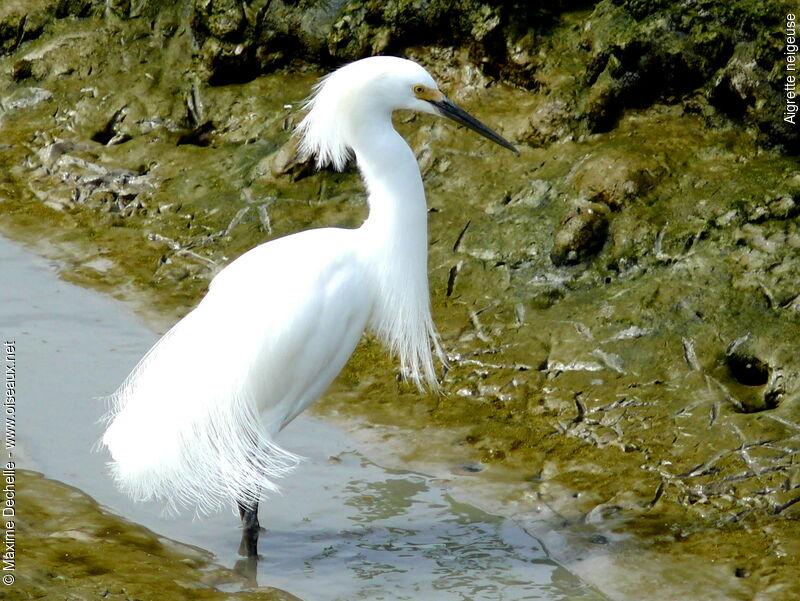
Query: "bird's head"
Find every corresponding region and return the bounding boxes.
[297,56,518,171]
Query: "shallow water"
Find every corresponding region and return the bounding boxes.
[1,234,603,601]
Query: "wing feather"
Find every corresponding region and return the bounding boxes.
[102,228,371,513]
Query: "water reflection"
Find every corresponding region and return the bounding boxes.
[241,452,599,600]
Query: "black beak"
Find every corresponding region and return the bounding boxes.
[429,97,519,156]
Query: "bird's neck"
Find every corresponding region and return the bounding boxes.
[350,116,429,277]
[350,116,441,389]
[353,121,428,245]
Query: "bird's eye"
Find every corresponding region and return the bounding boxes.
[413,85,426,95]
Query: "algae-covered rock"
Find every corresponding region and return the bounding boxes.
[13,470,298,601]
[152,0,800,153]
[595,0,798,151]
[192,0,587,85]
[551,205,609,266]
[565,148,664,209]
[0,1,54,56]
[710,41,797,153]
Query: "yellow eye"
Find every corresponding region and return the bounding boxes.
[413,85,426,95]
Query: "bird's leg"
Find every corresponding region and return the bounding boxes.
[237,497,260,558]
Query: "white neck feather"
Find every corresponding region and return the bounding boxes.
[350,116,443,390]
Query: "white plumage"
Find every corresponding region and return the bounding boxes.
[101,56,516,526]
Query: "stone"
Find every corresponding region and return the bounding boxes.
[550,207,609,266]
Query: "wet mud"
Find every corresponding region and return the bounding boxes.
[12,470,297,601]
[1,1,799,599]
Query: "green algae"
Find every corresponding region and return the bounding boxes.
[1,1,800,600]
[12,470,298,601]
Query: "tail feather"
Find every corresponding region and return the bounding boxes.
[103,393,301,514]
[100,312,302,514]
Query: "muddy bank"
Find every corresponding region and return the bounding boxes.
[1,1,799,600]
[11,470,296,601]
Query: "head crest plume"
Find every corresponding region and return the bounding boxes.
[295,57,437,171]
[295,67,355,172]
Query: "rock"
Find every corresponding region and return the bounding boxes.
[184,0,800,154]
[566,149,663,209]
[192,0,270,84]
[710,42,799,153]
[2,85,52,110]
[271,137,315,179]
[0,0,93,57]
[583,67,618,133]
[551,204,609,266]
[195,0,246,40]
[10,58,32,80]
[524,98,573,146]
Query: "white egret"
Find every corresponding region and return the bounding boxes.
[101,55,517,558]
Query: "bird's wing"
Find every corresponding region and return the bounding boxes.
[102,227,372,512]
[206,227,374,430]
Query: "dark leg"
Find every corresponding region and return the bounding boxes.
[237,498,260,558]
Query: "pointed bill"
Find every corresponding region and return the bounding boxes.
[429,97,519,156]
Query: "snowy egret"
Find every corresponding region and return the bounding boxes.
[101,56,517,558]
